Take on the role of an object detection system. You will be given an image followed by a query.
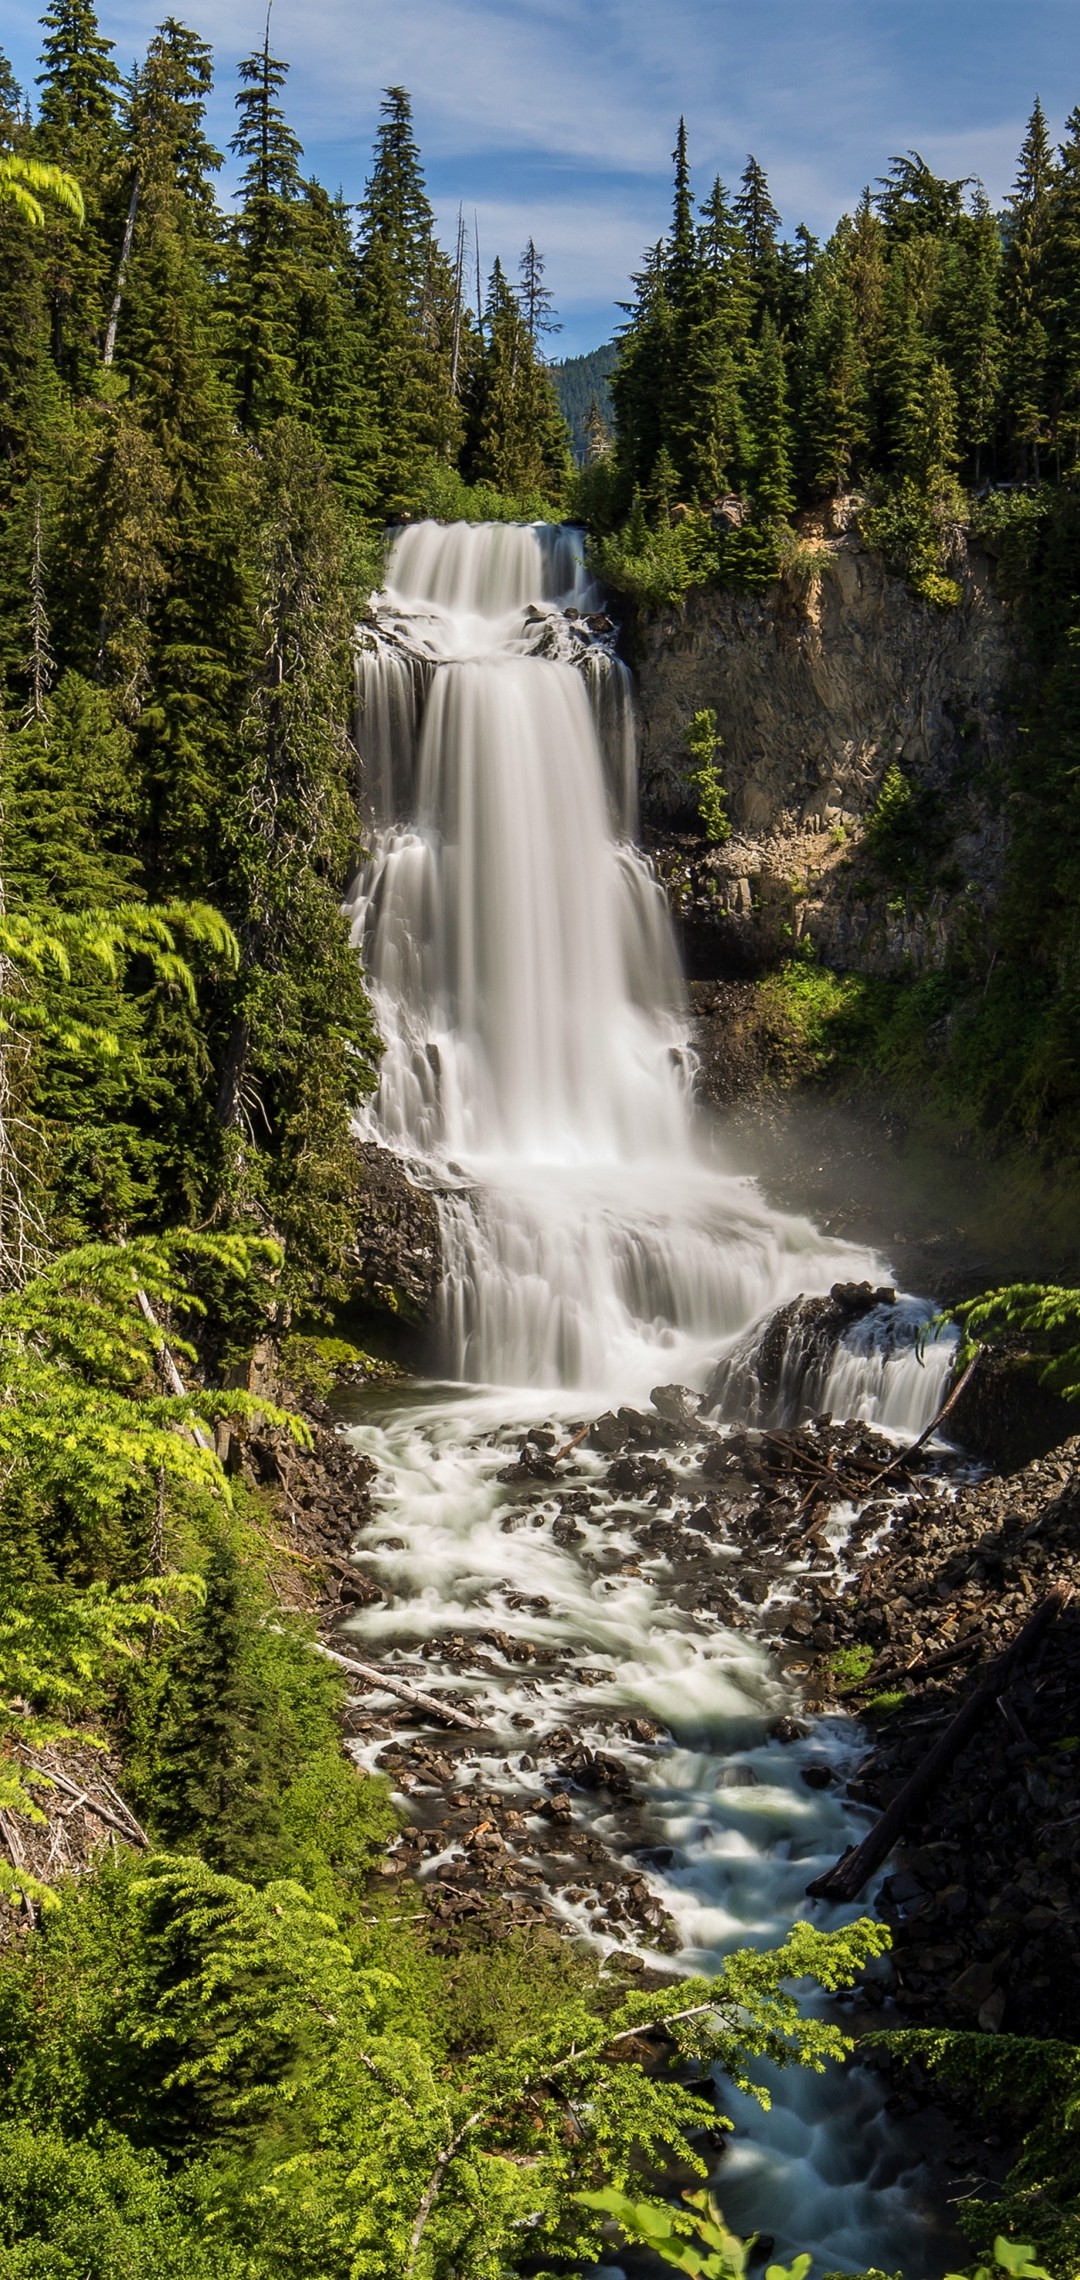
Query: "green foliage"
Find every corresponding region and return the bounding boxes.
[405,457,564,526]
[279,1332,391,1398]
[684,706,731,841]
[0,1900,888,2277]
[578,2186,759,2276]
[593,503,719,607]
[0,153,83,227]
[877,2030,1079,2276]
[945,2245,1051,2280]
[951,1281,1080,1398]
[0,2123,249,2278]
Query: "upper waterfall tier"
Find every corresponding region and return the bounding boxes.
[385,519,598,619]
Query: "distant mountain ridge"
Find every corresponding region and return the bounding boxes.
[553,342,617,461]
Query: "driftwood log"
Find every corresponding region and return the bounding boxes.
[807,1580,1072,1903]
[315,1641,490,1733]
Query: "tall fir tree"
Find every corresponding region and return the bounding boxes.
[34,0,121,384]
[467,257,569,501]
[1001,100,1055,479]
[799,232,869,495]
[746,311,795,519]
[735,153,782,316]
[227,25,304,429]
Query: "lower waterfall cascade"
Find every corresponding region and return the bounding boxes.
[341,521,957,2276]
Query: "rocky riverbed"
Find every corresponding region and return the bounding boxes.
[254,1344,1078,2047]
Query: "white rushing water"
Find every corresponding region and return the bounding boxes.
[342,521,954,2275]
[348,519,953,1422]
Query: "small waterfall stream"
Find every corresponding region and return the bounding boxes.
[341,522,955,2275]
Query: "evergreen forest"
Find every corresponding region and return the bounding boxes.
[3,7,1080,2276]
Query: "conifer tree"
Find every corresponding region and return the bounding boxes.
[875,150,967,241]
[518,236,561,350]
[698,172,755,361]
[746,311,795,519]
[661,130,747,501]
[735,153,782,313]
[610,241,671,499]
[214,419,379,1301]
[356,85,461,506]
[468,257,570,500]
[36,0,120,142]
[1045,105,1080,474]
[34,0,121,383]
[228,25,304,427]
[940,187,1002,480]
[1001,99,1056,480]
[103,18,220,369]
[356,84,433,303]
[800,234,869,494]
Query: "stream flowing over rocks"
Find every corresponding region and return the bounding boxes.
[315,520,1057,2276]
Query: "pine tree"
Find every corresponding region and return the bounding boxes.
[698,174,755,359]
[666,118,697,303]
[662,131,747,501]
[940,187,1002,480]
[746,311,795,519]
[518,237,561,351]
[227,26,305,427]
[735,153,781,314]
[1000,101,1055,480]
[875,151,967,242]
[356,85,433,306]
[36,0,120,143]
[467,257,570,500]
[1045,106,1080,475]
[356,86,461,507]
[213,419,379,1303]
[34,0,122,384]
[103,18,221,369]
[800,235,869,495]
[610,241,671,499]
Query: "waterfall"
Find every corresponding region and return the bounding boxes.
[341,522,953,2277]
[347,518,953,1422]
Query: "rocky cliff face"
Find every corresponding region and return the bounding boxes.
[347,1141,443,1328]
[634,513,1022,977]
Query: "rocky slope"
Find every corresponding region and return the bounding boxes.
[634,512,1022,978]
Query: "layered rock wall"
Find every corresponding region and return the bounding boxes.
[634,519,1023,976]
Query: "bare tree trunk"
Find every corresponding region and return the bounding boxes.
[26,497,54,727]
[450,206,465,397]
[103,171,140,369]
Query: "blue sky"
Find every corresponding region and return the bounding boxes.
[6,0,1080,354]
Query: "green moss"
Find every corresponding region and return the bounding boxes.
[827,1644,875,1686]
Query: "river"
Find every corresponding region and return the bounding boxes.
[340,521,959,2275]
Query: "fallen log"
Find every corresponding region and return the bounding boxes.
[314,1641,490,1733]
[806,1580,1072,1903]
